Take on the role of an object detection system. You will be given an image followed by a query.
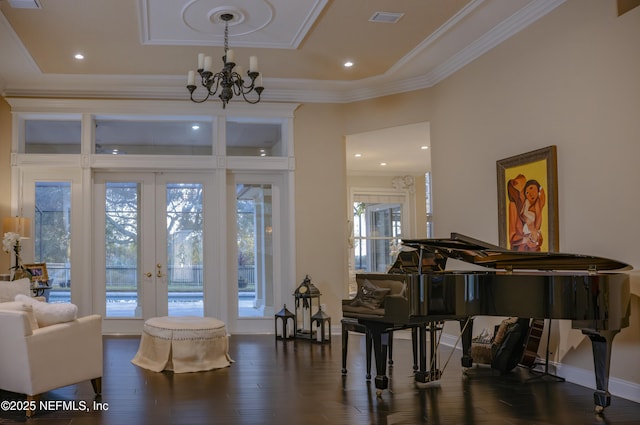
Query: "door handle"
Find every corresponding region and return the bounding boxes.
[145,272,152,278]
[156,263,165,278]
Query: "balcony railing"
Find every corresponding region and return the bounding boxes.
[45,263,256,292]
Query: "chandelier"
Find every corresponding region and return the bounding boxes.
[187,13,264,108]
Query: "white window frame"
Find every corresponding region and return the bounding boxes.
[7,98,298,334]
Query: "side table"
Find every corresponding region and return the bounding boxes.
[31,280,51,299]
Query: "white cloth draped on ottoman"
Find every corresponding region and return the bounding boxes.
[132,316,233,373]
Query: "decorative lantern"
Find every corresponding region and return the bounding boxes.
[274,304,296,340]
[293,275,321,340]
[311,304,331,343]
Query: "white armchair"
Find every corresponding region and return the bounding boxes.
[0,305,103,417]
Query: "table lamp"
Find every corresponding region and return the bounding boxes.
[2,216,32,278]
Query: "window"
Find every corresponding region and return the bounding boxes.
[10,99,298,334]
[425,172,433,237]
[226,118,284,157]
[353,202,402,272]
[95,118,213,155]
[25,119,81,154]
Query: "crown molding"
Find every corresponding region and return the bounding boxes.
[5,97,300,118]
[0,0,565,104]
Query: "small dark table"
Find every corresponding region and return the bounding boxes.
[30,280,51,297]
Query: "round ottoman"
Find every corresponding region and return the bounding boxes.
[132,316,233,373]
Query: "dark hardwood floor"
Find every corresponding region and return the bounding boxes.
[1,333,639,425]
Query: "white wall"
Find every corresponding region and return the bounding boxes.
[430,0,640,385]
[290,1,640,399]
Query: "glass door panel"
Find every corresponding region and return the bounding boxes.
[104,181,141,318]
[236,183,273,318]
[34,182,72,303]
[95,173,210,328]
[165,182,204,316]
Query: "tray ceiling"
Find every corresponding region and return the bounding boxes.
[0,0,566,103]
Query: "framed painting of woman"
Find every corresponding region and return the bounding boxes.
[496,146,559,252]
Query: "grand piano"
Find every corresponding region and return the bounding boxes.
[351,233,631,412]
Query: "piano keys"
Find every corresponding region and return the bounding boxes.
[352,233,631,413]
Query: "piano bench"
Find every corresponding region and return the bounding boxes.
[341,318,412,379]
[342,318,373,378]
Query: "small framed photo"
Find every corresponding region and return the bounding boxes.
[23,263,49,283]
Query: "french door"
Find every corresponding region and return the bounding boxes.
[94,172,215,333]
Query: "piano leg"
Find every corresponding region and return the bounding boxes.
[411,326,419,371]
[415,324,428,383]
[584,329,619,413]
[429,323,443,381]
[365,328,372,380]
[414,322,443,384]
[460,317,474,368]
[388,329,394,366]
[365,321,390,396]
[341,321,349,375]
[428,322,442,380]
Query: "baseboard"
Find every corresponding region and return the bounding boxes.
[551,362,640,404]
[405,331,640,404]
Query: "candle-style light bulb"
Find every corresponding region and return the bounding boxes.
[226,49,235,63]
[203,56,212,72]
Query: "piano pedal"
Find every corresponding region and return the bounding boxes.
[414,369,442,385]
[414,379,441,389]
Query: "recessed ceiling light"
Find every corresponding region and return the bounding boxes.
[344,61,354,68]
[354,153,362,157]
[421,146,429,150]
[192,125,200,130]
[380,162,387,166]
[74,53,84,60]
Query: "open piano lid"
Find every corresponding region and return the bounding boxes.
[400,233,631,272]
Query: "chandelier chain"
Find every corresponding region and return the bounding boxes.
[224,18,229,57]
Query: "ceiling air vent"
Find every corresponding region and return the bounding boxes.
[8,0,41,8]
[369,12,404,24]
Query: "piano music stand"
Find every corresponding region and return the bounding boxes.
[525,319,564,383]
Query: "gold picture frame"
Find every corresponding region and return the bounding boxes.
[497,146,559,252]
[23,263,49,283]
